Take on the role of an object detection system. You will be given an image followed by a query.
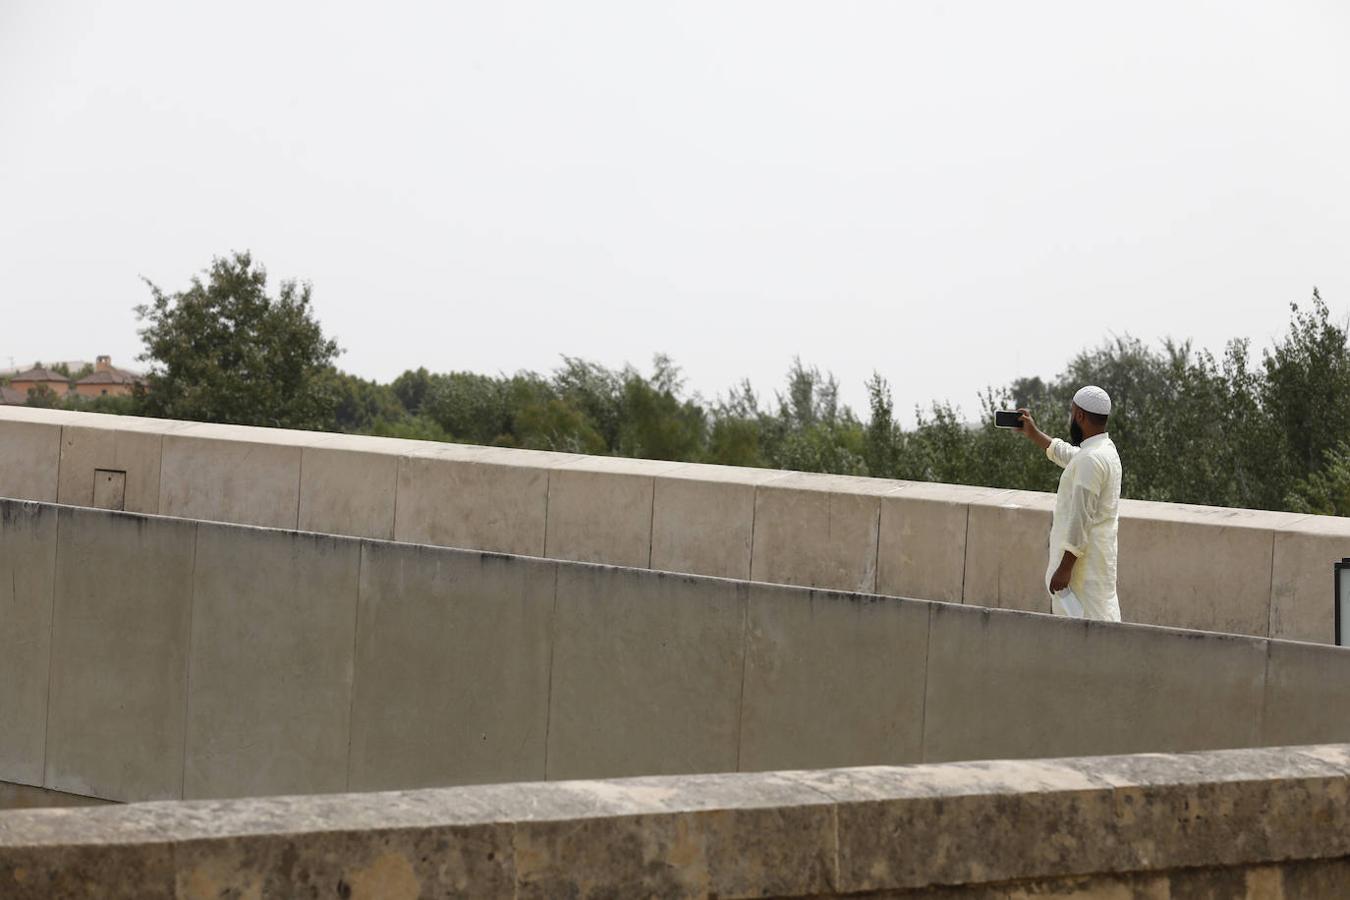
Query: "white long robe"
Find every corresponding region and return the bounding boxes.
[1045,432,1122,622]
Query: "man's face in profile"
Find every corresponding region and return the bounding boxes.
[1068,405,1085,446]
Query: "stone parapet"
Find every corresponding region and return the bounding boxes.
[1,744,1347,898]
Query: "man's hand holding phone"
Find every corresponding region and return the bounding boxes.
[1015,408,1036,438]
[1008,408,1053,451]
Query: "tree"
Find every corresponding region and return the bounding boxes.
[1287,441,1350,516]
[24,384,62,408]
[553,357,625,451]
[707,381,766,468]
[1261,290,1350,486]
[863,373,901,478]
[326,370,408,433]
[391,367,434,416]
[618,356,707,461]
[136,252,341,429]
[423,371,514,444]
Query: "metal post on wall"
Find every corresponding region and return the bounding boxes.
[1336,559,1350,647]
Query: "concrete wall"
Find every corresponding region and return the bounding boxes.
[5,406,1347,643]
[2,744,1348,899]
[2,497,1349,807]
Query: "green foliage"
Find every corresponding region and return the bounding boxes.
[863,373,901,479]
[325,370,407,433]
[78,256,1350,518]
[618,356,706,460]
[1261,290,1350,484]
[24,384,63,408]
[1287,441,1350,516]
[63,393,142,416]
[135,251,341,429]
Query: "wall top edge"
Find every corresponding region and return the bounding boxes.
[1,743,1346,849]
[3,495,1346,654]
[5,406,1349,533]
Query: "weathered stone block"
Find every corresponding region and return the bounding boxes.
[56,423,164,513]
[800,744,1350,894]
[878,482,1002,603]
[393,444,557,556]
[1270,514,1350,644]
[0,843,175,900]
[1117,499,1280,636]
[750,473,898,593]
[650,464,783,580]
[0,418,60,502]
[298,442,399,539]
[508,773,837,900]
[174,822,515,899]
[159,430,303,529]
[545,457,682,568]
[961,489,1053,613]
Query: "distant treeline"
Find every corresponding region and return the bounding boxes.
[23,252,1350,516]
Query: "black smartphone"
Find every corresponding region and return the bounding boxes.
[995,410,1024,429]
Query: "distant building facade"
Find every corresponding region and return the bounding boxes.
[73,356,143,398]
[0,356,145,404]
[7,365,71,398]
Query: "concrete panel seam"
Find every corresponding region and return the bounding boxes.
[345,543,367,792]
[155,433,166,515]
[917,602,934,764]
[868,501,881,593]
[646,475,656,570]
[293,447,305,530]
[746,481,760,581]
[383,452,399,540]
[1256,638,1273,747]
[959,505,971,604]
[1265,530,1277,640]
[542,469,553,558]
[733,583,750,772]
[391,455,405,541]
[542,564,559,780]
[39,505,62,790]
[54,425,66,506]
[154,434,166,512]
[178,523,200,800]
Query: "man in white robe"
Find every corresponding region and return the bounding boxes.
[1015,386,1123,621]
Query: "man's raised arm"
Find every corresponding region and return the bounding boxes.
[1018,408,1077,469]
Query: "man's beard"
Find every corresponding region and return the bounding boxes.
[1069,418,1085,447]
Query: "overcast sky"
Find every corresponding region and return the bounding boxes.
[2,1,1347,422]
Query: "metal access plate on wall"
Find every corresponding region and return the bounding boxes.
[93,469,126,511]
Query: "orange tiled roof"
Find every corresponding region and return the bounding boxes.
[10,365,69,383]
[77,367,142,386]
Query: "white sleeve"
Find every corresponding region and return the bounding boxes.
[1046,437,1079,470]
[1060,459,1105,557]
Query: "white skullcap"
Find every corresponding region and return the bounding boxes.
[1073,385,1112,416]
